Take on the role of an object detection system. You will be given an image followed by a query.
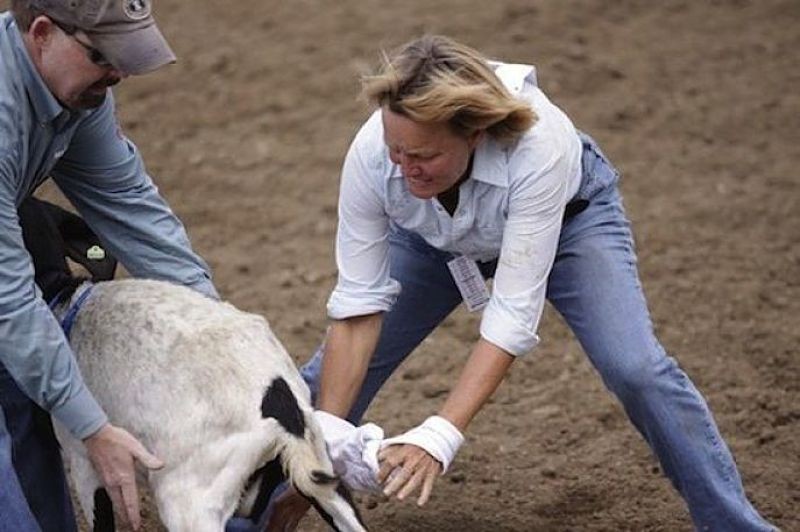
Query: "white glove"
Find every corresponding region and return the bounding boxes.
[313,410,383,493]
[380,415,464,474]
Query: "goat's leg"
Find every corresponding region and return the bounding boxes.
[63,446,116,532]
[151,451,264,532]
[155,498,225,532]
[151,477,234,532]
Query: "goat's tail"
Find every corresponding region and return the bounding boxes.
[258,377,368,532]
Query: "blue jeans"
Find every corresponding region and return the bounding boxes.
[0,365,77,532]
[301,134,774,531]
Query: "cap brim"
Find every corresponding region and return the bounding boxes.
[89,22,176,76]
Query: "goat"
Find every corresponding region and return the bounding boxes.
[18,198,367,532]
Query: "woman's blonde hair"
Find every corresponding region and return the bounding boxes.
[361,35,537,143]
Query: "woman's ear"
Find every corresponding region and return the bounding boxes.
[467,129,485,151]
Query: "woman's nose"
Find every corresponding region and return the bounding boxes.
[399,156,422,177]
[405,165,421,177]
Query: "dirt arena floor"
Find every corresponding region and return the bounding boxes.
[9,0,798,529]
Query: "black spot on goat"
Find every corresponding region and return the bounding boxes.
[261,377,305,437]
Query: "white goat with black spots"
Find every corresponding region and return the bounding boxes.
[55,280,365,531]
[19,198,366,532]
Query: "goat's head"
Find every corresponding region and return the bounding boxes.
[17,197,117,302]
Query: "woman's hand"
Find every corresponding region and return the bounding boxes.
[377,443,442,506]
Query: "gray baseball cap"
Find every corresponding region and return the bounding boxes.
[32,0,176,75]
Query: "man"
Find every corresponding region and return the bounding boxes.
[0,1,218,530]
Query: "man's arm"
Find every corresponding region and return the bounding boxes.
[3,150,163,530]
[51,94,217,298]
[1,155,107,438]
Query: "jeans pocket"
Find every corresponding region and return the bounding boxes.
[576,131,620,201]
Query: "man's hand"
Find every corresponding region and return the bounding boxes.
[378,443,442,506]
[83,423,164,531]
[265,486,311,532]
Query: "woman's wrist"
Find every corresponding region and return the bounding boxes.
[436,408,470,432]
[381,415,465,474]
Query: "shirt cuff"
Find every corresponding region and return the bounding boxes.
[187,278,219,301]
[326,282,400,320]
[50,384,108,440]
[479,307,540,357]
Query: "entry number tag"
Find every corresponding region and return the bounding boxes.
[447,256,490,312]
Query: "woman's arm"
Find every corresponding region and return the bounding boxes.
[318,312,384,417]
[439,338,515,430]
[378,337,515,505]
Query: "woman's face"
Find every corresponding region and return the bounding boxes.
[382,108,482,199]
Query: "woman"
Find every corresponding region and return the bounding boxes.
[283,35,774,530]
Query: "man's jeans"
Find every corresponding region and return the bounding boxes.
[301,135,774,531]
[0,365,77,532]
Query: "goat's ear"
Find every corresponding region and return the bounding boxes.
[43,202,118,282]
[18,198,74,301]
[18,198,67,271]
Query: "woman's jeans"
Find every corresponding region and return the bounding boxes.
[0,364,77,532]
[301,134,774,531]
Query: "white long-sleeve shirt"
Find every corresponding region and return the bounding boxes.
[327,63,583,356]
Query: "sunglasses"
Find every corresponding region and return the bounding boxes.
[50,18,113,69]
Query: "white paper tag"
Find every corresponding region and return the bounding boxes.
[447,256,490,312]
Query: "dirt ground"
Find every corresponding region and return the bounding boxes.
[11,0,799,530]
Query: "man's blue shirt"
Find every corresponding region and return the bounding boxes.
[1,12,217,438]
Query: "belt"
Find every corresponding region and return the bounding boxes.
[563,198,589,220]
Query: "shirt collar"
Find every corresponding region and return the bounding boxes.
[469,136,510,188]
[5,15,71,127]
